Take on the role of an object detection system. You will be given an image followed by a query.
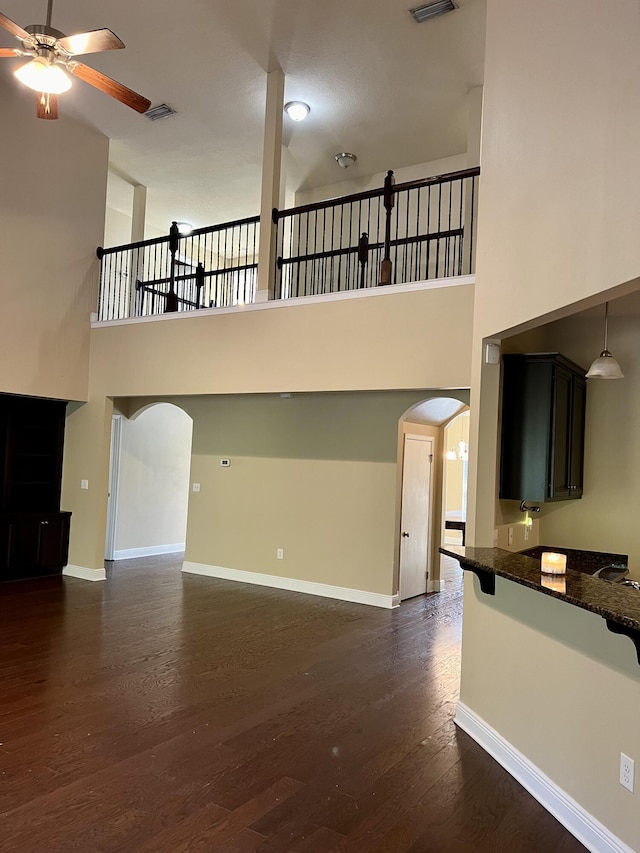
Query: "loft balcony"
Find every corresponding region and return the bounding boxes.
[95,166,479,323]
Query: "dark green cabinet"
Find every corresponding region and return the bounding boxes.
[0,394,70,580]
[499,353,587,503]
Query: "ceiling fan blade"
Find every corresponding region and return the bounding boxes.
[36,91,58,120]
[0,47,20,57]
[0,12,30,40]
[69,62,150,113]
[57,28,124,56]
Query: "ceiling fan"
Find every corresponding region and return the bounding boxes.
[0,0,150,119]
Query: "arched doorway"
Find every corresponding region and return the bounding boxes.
[397,396,468,600]
[105,402,193,562]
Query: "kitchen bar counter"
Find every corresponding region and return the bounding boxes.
[440,545,640,663]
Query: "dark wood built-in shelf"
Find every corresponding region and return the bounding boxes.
[0,394,70,581]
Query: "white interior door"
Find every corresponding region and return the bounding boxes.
[399,435,433,600]
[104,415,122,560]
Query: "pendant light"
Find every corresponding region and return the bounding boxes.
[585,302,624,379]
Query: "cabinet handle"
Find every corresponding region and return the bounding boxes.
[40,520,49,525]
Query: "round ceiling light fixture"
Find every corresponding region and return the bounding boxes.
[284,101,310,122]
[334,152,357,169]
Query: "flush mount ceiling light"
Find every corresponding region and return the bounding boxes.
[410,0,457,23]
[175,221,193,235]
[586,302,624,380]
[335,152,357,169]
[284,101,310,122]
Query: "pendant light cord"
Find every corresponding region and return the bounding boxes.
[603,301,609,352]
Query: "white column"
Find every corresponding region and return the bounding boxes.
[129,184,147,317]
[131,184,147,242]
[256,68,285,302]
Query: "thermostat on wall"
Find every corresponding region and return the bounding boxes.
[220,458,231,467]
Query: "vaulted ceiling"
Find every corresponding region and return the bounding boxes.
[0,0,485,232]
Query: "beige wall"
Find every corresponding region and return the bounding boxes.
[462,2,640,847]
[0,79,108,402]
[146,391,463,596]
[89,284,474,397]
[65,285,474,574]
[444,411,469,516]
[460,574,640,850]
[114,404,192,554]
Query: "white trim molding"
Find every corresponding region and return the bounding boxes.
[112,543,185,560]
[182,562,400,609]
[455,703,635,853]
[63,565,106,582]
[427,579,445,593]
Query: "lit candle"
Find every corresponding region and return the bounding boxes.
[541,575,566,594]
[541,551,567,575]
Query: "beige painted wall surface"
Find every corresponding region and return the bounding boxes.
[115,404,192,553]
[444,412,469,515]
[474,0,640,342]
[462,3,640,846]
[460,576,640,851]
[0,79,108,402]
[89,284,474,397]
[186,455,396,595]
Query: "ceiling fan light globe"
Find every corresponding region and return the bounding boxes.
[15,58,72,94]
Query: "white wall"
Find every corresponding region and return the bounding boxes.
[113,403,192,557]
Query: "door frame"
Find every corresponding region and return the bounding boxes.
[105,414,122,560]
[399,432,434,601]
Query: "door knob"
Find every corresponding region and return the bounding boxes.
[401,531,410,538]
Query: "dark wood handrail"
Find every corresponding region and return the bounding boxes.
[277,227,463,267]
[97,214,260,258]
[274,167,480,222]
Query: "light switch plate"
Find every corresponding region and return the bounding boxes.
[80,479,89,490]
[192,483,200,492]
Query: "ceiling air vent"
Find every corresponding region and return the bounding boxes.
[410,0,457,23]
[144,103,177,121]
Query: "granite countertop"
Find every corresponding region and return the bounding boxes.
[440,545,640,634]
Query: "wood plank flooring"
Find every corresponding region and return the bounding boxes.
[0,556,586,852]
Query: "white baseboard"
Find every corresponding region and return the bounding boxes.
[63,565,106,582]
[455,703,635,853]
[428,579,445,592]
[182,562,399,609]
[112,543,185,560]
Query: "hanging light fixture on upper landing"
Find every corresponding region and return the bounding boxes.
[586,302,624,379]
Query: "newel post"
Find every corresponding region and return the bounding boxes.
[165,221,179,313]
[358,232,369,288]
[379,170,395,285]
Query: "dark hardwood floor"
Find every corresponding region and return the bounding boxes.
[0,556,586,852]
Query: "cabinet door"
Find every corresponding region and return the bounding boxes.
[550,367,572,499]
[0,516,68,579]
[568,376,586,497]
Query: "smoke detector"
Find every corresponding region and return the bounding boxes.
[335,152,357,169]
[410,0,457,23]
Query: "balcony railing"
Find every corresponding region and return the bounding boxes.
[273,167,479,299]
[96,216,259,321]
[96,166,478,321]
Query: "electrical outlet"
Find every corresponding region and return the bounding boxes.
[277,548,284,560]
[80,479,89,490]
[493,528,498,546]
[192,483,200,492]
[508,526,514,546]
[524,523,530,542]
[620,753,635,793]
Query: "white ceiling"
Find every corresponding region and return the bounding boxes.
[0,0,485,233]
